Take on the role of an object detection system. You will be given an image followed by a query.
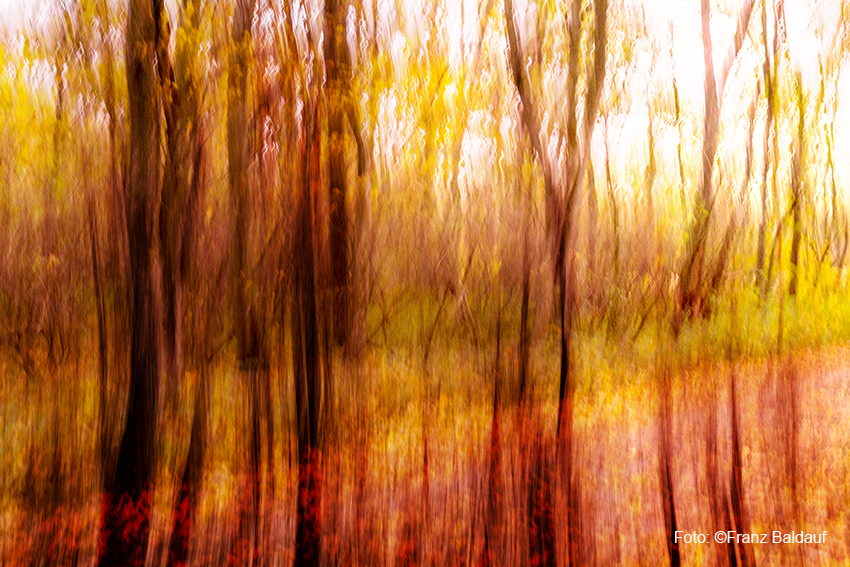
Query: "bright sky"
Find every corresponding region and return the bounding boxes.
[2,0,846,198]
[0,0,41,33]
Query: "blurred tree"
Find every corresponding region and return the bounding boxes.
[98,0,164,565]
[756,0,779,295]
[92,0,131,481]
[229,0,262,372]
[676,0,754,324]
[677,4,755,565]
[163,1,209,565]
[657,353,680,567]
[326,0,352,350]
[788,72,805,297]
[504,0,608,562]
[227,0,272,565]
[292,75,326,567]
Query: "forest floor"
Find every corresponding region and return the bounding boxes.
[2,344,850,566]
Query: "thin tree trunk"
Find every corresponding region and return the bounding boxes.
[586,166,600,312]
[669,23,687,211]
[90,195,109,467]
[659,361,680,567]
[562,3,608,563]
[788,70,804,296]
[504,1,607,564]
[729,366,754,567]
[229,0,259,367]
[678,0,720,322]
[756,0,775,294]
[160,31,182,412]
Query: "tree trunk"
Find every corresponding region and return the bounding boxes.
[164,5,208,559]
[603,117,620,288]
[168,368,209,567]
[504,1,607,563]
[756,0,776,295]
[679,0,754,321]
[325,0,351,349]
[659,367,680,567]
[159,3,187,411]
[98,1,162,565]
[293,93,324,567]
[227,1,269,564]
[229,0,259,369]
[670,23,687,211]
[527,434,555,567]
[789,71,804,297]
[678,0,720,322]
[729,367,754,567]
[90,191,109,469]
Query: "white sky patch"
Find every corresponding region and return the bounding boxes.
[0,0,35,32]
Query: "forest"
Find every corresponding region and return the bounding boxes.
[1,0,850,565]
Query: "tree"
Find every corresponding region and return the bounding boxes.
[756,0,780,295]
[325,0,352,349]
[98,0,163,564]
[291,81,326,567]
[788,70,805,297]
[227,0,274,564]
[676,0,755,324]
[504,0,608,562]
[164,2,209,565]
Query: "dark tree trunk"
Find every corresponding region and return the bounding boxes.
[89,196,109,467]
[159,7,186,410]
[518,234,531,403]
[558,253,580,567]
[527,436,555,567]
[729,368,754,567]
[325,0,351,349]
[98,1,163,565]
[228,0,260,370]
[293,94,324,567]
[659,362,680,567]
